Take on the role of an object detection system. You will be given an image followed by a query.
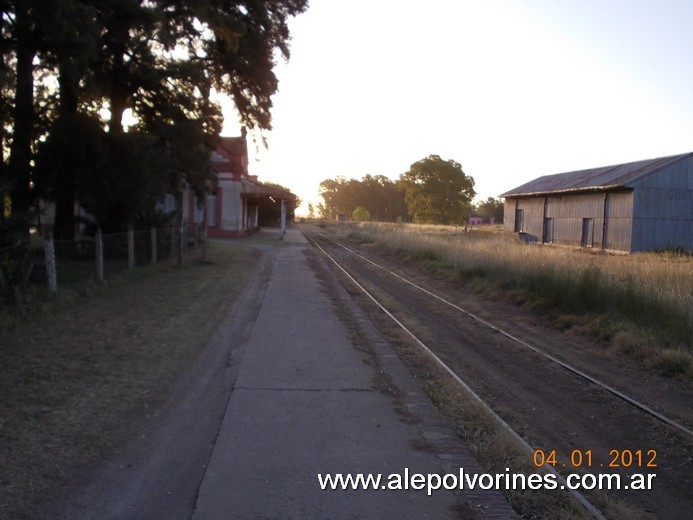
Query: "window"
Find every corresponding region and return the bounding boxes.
[163,194,176,213]
[194,192,217,226]
[207,193,217,227]
[194,199,204,224]
[514,209,524,232]
[581,218,593,247]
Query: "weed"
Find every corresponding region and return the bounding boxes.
[611,330,655,362]
[336,222,693,372]
[0,242,261,519]
[653,349,692,377]
[347,231,375,245]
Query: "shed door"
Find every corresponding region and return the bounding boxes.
[514,209,524,232]
[581,218,593,247]
[544,218,554,243]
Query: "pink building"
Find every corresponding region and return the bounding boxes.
[184,134,295,238]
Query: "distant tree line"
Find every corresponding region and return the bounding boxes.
[318,174,409,222]
[473,197,504,224]
[0,0,308,248]
[318,155,503,226]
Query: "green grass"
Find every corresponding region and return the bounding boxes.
[0,242,262,519]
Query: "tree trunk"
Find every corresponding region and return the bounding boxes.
[52,188,76,243]
[109,86,127,134]
[7,0,35,245]
[52,64,80,241]
[108,41,128,134]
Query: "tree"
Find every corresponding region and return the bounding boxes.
[360,174,408,222]
[2,0,38,246]
[318,176,350,219]
[352,206,370,222]
[318,174,408,222]
[2,0,309,242]
[40,0,102,240]
[476,197,504,224]
[398,155,475,225]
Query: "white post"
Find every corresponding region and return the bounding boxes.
[44,234,57,294]
[178,221,184,266]
[95,229,104,282]
[202,192,209,261]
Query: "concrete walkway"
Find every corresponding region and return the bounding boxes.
[191,228,517,519]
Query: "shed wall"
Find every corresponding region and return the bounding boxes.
[547,193,603,247]
[503,198,545,239]
[630,158,693,251]
[603,191,633,251]
[503,190,634,251]
[503,199,516,231]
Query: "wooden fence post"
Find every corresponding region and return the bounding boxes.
[178,222,184,266]
[95,229,104,282]
[44,234,57,294]
[170,221,176,259]
[150,227,157,264]
[128,227,135,270]
[280,198,286,240]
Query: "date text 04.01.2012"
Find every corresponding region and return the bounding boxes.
[532,449,657,469]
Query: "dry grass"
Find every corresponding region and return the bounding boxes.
[0,242,261,519]
[332,222,693,378]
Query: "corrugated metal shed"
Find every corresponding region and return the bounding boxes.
[500,152,693,197]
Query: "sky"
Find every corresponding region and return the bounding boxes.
[221,0,693,216]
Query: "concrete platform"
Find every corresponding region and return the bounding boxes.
[191,228,517,519]
[58,227,517,519]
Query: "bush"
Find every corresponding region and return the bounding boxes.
[653,349,691,377]
[352,207,371,222]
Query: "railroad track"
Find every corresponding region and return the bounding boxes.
[307,231,693,520]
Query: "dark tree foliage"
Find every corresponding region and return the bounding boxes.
[399,155,475,225]
[318,174,408,222]
[2,0,36,246]
[475,197,504,224]
[33,113,107,236]
[1,0,308,244]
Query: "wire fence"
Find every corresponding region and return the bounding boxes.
[29,227,198,294]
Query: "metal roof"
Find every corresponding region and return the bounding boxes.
[500,152,692,197]
[241,179,296,201]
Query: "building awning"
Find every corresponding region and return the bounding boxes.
[240,179,296,201]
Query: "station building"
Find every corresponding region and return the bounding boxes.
[182,133,296,238]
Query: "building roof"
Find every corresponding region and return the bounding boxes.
[500,151,692,198]
[212,135,296,201]
[241,179,296,201]
[212,136,249,177]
